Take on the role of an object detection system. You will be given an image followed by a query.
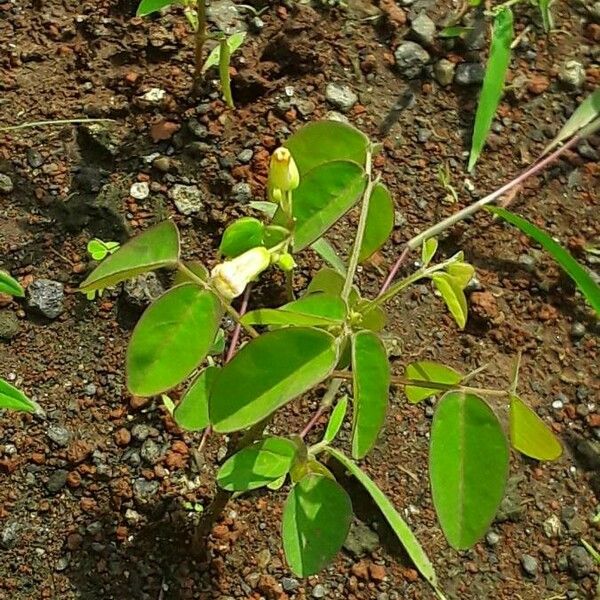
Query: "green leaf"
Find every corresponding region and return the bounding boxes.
[210,328,338,433]
[80,221,180,292]
[581,539,600,565]
[544,88,600,154]
[311,238,346,275]
[275,161,366,251]
[446,262,475,288]
[432,273,468,329]
[468,8,514,171]
[0,271,24,297]
[161,394,175,415]
[217,436,297,491]
[0,378,42,414]
[218,36,234,109]
[127,284,222,396]
[351,331,390,459]
[404,361,463,404]
[325,447,439,590]
[209,328,226,355]
[430,392,509,550]
[202,32,246,73]
[509,394,562,461]
[307,267,356,302]
[174,366,219,432]
[241,293,347,328]
[219,217,265,258]
[323,396,348,443]
[439,25,473,38]
[249,201,277,217]
[136,0,175,17]
[354,299,387,333]
[538,0,553,32]
[282,474,352,577]
[358,183,394,262]
[284,121,369,175]
[488,207,600,314]
[421,238,438,266]
[87,239,120,261]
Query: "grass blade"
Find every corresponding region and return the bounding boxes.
[468,8,514,172]
[488,207,600,314]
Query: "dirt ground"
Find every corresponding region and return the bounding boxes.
[1,0,599,598]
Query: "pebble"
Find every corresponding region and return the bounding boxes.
[558,60,586,89]
[521,554,539,577]
[312,584,327,598]
[281,577,299,592]
[250,16,264,32]
[454,63,485,86]
[0,522,20,549]
[343,521,380,557]
[26,279,64,319]
[187,119,209,139]
[131,424,152,441]
[230,182,253,203]
[129,182,149,200]
[237,149,253,163]
[0,311,20,340]
[140,88,166,105]
[325,111,349,123]
[570,322,586,338]
[486,531,500,546]
[169,184,204,215]
[123,272,165,310]
[47,469,69,493]
[433,59,455,86]
[394,41,430,78]
[0,174,14,194]
[568,545,595,578]
[410,12,436,45]
[140,438,163,464]
[551,399,564,410]
[325,82,358,112]
[46,425,72,447]
[27,149,44,168]
[133,479,160,505]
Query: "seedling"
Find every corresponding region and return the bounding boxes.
[77,120,595,595]
[437,162,459,204]
[0,271,41,414]
[85,239,120,300]
[136,0,245,104]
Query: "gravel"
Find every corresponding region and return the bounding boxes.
[454,63,485,86]
[410,12,436,45]
[26,279,65,319]
[129,181,149,200]
[434,59,455,86]
[47,469,69,493]
[0,311,20,340]
[169,184,204,215]
[558,61,586,89]
[521,554,539,577]
[0,173,14,193]
[46,425,72,447]
[394,41,430,78]
[325,82,358,112]
[568,546,595,578]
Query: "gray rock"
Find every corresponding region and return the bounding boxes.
[27,149,44,168]
[295,98,316,116]
[521,554,538,577]
[131,424,152,442]
[558,61,586,89]
[26,279,64,319]
[123,272,165,310]
[282,577,299,592]
[0,174,14,194]
[250,16,264,32]
[590,1,600,21]
[394,41,430,78]
[434,59,455,86]
[47,469,69,493]
[454,63,485,86]
[1,522,20,549]
[312,584,327,598]
[0,311,20,340]
[325,111,349,123]
[568,546,594,578]
[46,425,72,447]
[231,182,253,204]
[411,13,436,45]
[577,140,599,161]
[207,0,246,34]
[133,479,160,505]
[140,439,163,465]
[80,123,120,156]
[169,184,204,215]
[343,521,380,557]
[55,556,70,571]
[571,322,586,339]
[495,475,524,522]
[543,515,562,538]
[129,182,149,200]
[139,88,166,106]
[187,119,209,139]
[325,83,358,112]
[486,531,500,546]
[237,149,253,163]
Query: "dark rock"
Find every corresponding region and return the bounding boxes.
[343,521,380,557]
[521,554,539,577]
[454,63,485,86]
[394,42,430,78]
[122,273,165,310]
[47,469,69,493]
[133,478,160,505]
[0,311,20,340]
[46,425,72,447]
[568,546,594,578]
[27,149,44,168]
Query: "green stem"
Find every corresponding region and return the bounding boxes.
[194,0,207,82]
[341,151,374,301]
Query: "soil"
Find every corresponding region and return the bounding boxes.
[1,0,599,599]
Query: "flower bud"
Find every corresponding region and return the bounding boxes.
[268,147,299,192]
[210,247,271,300]
[274,252,296,272]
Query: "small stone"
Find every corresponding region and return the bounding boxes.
[131,424,152,441]
[410,13,436,46]
[133,479,160,505]
[343,521,380,557]
[250,16,264,32]
[0,311,20,340]
[55,556,70,571]
[369,564,386,582]
[394,41,430,79]
[231,182,253,204]
[47,425,72,447]
[558,61,586,89]
[47,469,69,493]
[129,182,149,200]
[125,508,142,524]
[207,0,247,34]
[486,531,500,546]
[123,272,165,310]
[551,399,564,410]
[115,428,131,447]
[312,584,326,598]
[454,63,485,86]
[568,546,594,578]
[324,111,349,123]
[394,210,407,227]
[295,98,316,116]
[434,59,455,86]
[150,120,180,143]
[527,74,550,95]
[169,184,204,215]
[281,577,299,592]
[543,515,562,538]
[27,149,44,168]
[325,82,358,113]
[237,149,253,163]
[0,174,13,194]
[26,279,64,319]
[140,439,163,464]
[140,88,166,105]
[570,322,586,339]
[1,522,20,549]
[188,119,209,139]
[521,554,538,577]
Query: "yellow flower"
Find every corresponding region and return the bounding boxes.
[268,147,299,193]
[210,247,271,299]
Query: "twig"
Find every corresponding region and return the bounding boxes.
[300,378,343,439]
[0,118,115,132]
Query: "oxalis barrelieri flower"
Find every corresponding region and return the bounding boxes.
[210,246,271,300]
